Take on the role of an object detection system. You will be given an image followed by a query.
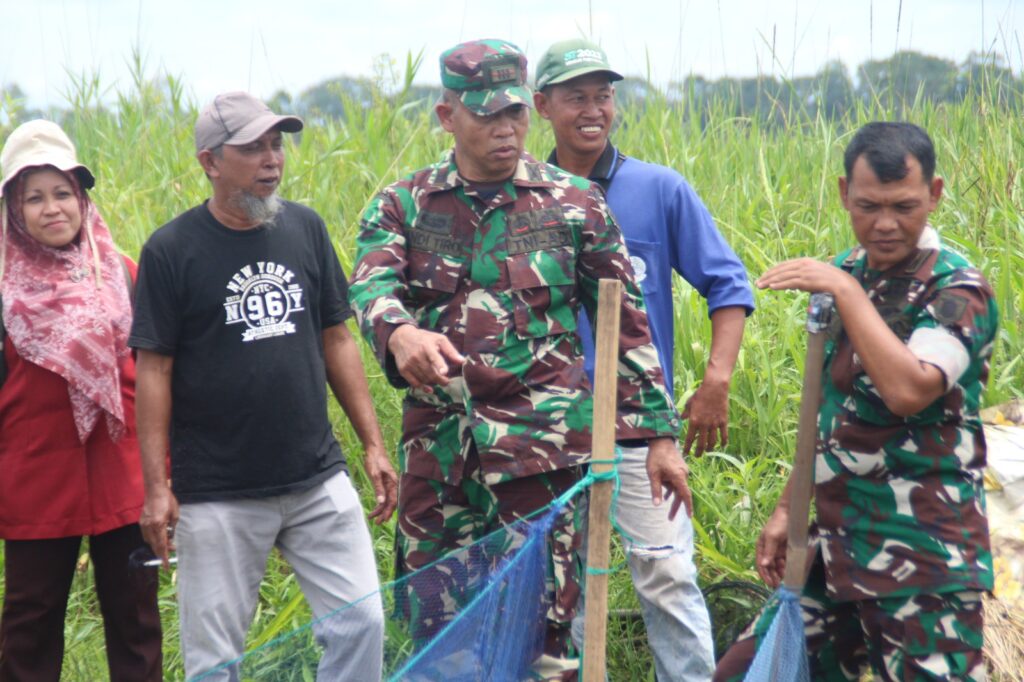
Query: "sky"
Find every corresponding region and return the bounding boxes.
[1,0,1022,109]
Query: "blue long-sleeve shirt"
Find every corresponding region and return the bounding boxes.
[550,144,754,398]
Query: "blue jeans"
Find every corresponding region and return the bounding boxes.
[574,445,715,681]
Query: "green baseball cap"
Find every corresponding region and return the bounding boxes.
[440,39,532,115]
[535,39,623,91]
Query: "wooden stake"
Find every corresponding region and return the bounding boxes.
[781,331,825,590]
[783,293,833,591]
[582,279,622,682]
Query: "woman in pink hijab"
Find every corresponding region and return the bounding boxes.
[0,120,161,681]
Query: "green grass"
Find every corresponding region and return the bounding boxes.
[2,56,1022,680]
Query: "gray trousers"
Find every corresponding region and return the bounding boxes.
[177,471,384,681]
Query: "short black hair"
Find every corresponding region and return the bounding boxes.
[843,122,936,183]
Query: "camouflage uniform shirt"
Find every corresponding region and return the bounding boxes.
[349,151,680,485]
[816,245,998,601]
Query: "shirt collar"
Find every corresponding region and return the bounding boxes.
[424,150,555,194]
[546,142,620,191]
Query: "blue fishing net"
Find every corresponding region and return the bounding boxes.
[189,475,593,682]
[743,586,809,682]
[388,506,557,681]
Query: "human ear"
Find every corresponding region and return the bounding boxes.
[838,176,850,209]
[928,176,944,208]
[197,150,219,178]
[435,102,456,133]
[533,91,551,120]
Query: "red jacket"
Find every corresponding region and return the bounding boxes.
[0,259,144,540]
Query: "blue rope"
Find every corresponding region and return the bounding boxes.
[582,449,641,576]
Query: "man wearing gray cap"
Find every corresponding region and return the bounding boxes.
[130,91,397,681]
[535,40,755,680]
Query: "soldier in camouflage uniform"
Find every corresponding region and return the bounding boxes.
[348,39,691,680]
[714,122,998,681]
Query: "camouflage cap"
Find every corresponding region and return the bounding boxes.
[535,39,623,91]
[440,39,533,115]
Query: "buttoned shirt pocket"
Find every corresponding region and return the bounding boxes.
[406,250,465,300]
[405,212,466,306]
[506,246,578,339]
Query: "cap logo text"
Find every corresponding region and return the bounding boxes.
[482,57,522,87]
[563,48,605,66]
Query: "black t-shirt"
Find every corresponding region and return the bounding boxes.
[129,200,351,502]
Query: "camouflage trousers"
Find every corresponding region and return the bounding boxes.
[714,555,986,681]
[396,446,583,681]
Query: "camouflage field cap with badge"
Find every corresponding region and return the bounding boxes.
[440,39,533,115]
[534,38,624,91]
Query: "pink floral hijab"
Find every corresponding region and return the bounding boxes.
[1,128,133,443]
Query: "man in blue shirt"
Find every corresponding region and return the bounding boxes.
[535,39,755,680]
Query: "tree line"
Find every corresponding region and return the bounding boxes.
[2,49,1021,131]
[287,50,1024,127]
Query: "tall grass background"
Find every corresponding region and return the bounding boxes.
[2,52,1022,679]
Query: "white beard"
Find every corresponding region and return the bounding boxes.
[236,191,283,226]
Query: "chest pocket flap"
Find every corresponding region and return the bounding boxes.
[506,208,575,288]
[407,211,465,294]
[505,210,577,338]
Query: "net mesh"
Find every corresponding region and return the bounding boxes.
[388,506,556,681]
[189,477,590,682]
[185,466,766,681]
[742,586,809,682]
[182,466,782,679]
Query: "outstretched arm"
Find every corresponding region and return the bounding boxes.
[386,324,465,393]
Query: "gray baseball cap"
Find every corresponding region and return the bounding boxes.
[194,91,303,152]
